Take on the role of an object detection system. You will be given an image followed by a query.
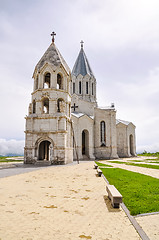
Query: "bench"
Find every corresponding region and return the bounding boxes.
[106,185,122,208]
[97,168,102,177]
[94,163,98,169]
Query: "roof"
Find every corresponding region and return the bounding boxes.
[71,112,94,120]
[34,43,70,75]
[72,46,95,77]
[98,106,115,110]
[116,119,131,126]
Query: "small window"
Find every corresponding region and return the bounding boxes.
[86,82,88,94]
[73,82,75,94]
[79,81,81,94]
[42,98,49,114]
[57,98,64,112]
[100,121,106,146]
[44,73,51,88]
[33,100,36,114]
[57,74,62,89]
[92,83,93,95]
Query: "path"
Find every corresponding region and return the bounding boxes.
[100,158,159,240]
[0,161,140,240]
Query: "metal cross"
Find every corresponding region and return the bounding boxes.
[71,103,78,112]
[80,40,84,48]
[51,31,56,43]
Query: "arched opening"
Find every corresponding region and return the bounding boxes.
[86,82,88,94]
[57,98,64,112]
[33,100,36,114]
[130,134,134,156]
[44,73,51,89]
[57,73,62,89]
[82,130,89,157]
[100,121,106,146]
[35,76,38,90]
[38,140,51,161]
[73,82,75,94]
[42,97,49,114]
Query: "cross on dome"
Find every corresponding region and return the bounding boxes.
[51,31,56,43]
[80,40,84,48]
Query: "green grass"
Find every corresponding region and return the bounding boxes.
[95,161,113,167]
[128,160,145,162]
[101,168,159,215]
[109,161,159,170]
[0,159,23,163]
[138,152,159,158]
[0,156,8,160]
[0,156,23,163]
[129,163,159,170]
[109,161,126,164]
[149,161,159,164]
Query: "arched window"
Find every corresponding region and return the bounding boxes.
[100,121,106,146]
[57,74,62,89]
[42,97,49,114]
[73,82,75,94]
[35,76,38,90]
[86,82,88,94]
[79,81,81,94]
[44,73,51,89]
[92,83,94,95]
[57,98,64,112]
[129,134,134,156]
[33,100,36,114]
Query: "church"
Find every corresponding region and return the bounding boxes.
[24,33,136,164]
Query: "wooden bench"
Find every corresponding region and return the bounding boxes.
[97,168,102,177]
[106,185,122,208]
[94,163,98,169]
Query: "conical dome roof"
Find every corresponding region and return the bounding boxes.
[72,45,94,77]
[34,42,70,75]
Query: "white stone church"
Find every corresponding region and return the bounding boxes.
[24,33,136,164]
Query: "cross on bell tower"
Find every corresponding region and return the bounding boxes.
[51,31,56,43]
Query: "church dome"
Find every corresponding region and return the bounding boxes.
[72,42,95,77]
[34,41,70,75]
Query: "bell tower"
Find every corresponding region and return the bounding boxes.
[24,32,73,165]
[71,41,97,103]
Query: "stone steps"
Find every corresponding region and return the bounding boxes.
[34,161,52,166]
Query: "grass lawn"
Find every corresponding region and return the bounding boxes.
[138,152,159,158]
[101,168,159,215]
[0,156,23,163]
[109,161,159,170]
[95,161,113,167]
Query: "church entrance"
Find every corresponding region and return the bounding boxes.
[82,130,89,158]
[129,134,134,156]
[38,140,51,161]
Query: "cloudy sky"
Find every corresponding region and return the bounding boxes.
[0,0,159,155]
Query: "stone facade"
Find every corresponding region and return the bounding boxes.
[24,37,136,164]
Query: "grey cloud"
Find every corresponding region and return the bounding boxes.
[0,0,159,155]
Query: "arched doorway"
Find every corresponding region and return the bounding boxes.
[82,130,89,157]
[38,140,51,161]
[129,134,134,156]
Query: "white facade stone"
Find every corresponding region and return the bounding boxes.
[24,39,136,164]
